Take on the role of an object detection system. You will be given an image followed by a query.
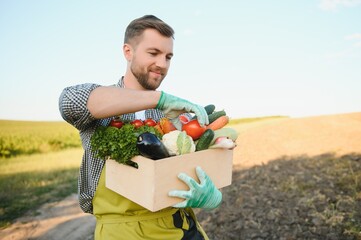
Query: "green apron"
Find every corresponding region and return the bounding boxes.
[92,165,209,240]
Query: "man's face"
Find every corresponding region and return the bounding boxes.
[128,29,174,90]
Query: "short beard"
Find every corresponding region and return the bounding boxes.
[131,66,162,90]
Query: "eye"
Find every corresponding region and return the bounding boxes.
[148,52,157,56]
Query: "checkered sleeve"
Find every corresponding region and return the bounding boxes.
[59,83,101,131]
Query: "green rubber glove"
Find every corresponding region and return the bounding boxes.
[156,91,209,127]
[168,166,222,210]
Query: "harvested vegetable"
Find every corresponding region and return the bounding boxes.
[153,123,164,135]
[90,123,162,166]
[208,110,227,124]
[136,132,170,160]
[177,131,196,155]
[162,130,195,155]
[182,119,206,140]
[143,118,157,127]
[211,127,238,144]
[196,129,215,151]
[131,119,144,128]
[159,118,177,134]
[109,118,124,128]
[204,104,216,115]
[209,137,236,149]
[179,115,191,124]
[206,115,229,131]
[162,130,182,156]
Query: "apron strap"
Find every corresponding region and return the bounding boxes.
[96,207,179,224]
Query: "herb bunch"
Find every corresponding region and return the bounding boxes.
[90,123,162,165]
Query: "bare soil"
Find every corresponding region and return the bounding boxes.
[1,112,360,240]
[195,112,361,240]
[0,194,95,240]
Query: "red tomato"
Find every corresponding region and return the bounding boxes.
[131,119,144,128]
[143,118,157,127]
[182,119,206,140]
[109,119,124,128]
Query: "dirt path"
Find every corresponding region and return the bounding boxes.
[1,112,360,239]
[0,194,95,240]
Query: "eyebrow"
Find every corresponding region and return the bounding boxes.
[148,47,174,57]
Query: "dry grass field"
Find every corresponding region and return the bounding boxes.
[232,112,361,168]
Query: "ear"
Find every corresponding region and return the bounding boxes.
[123,44,133,62]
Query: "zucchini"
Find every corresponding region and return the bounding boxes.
[196,129,215,151]
[208,110,226,124]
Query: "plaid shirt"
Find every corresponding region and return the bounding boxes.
[59,78,164,213]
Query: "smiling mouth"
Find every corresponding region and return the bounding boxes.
[149,66,165,76]
[150,71,163,77]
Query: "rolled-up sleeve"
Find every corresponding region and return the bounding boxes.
[59,83,101,131]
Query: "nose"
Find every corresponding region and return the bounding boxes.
[155,56,169,69]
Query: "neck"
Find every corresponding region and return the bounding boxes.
[123,71,145,90]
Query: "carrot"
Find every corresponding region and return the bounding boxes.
[206,115,229,131]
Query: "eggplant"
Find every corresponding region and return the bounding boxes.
[136,132,170,160]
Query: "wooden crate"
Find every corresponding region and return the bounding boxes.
[105,149,233,212]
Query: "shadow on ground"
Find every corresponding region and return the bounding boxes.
[196,152,361,240]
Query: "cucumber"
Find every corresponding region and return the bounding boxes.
[192,104,216,120]
[208,110,226,124]
[204,104,216,115]
[196,129,215,151]
[211,128,238,144]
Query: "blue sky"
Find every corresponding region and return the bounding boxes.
[0,0,360,121]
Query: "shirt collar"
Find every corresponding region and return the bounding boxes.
[117,77,125,88]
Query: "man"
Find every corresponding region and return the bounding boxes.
[59,15,221,239]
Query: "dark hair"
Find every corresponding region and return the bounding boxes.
[124,15,175,44]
